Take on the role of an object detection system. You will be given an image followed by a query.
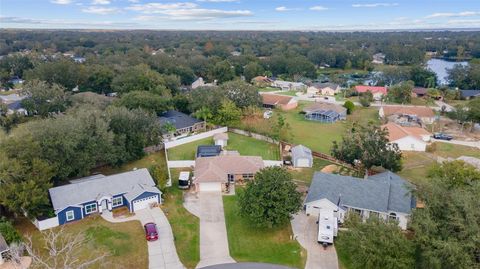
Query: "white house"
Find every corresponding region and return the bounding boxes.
[191,77,217,89]
[271,80,306,92]
[291,144,313,168]
[304,171,415,230]
[213,132,229,148]
[382,122,431,152]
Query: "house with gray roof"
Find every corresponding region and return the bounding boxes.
[460,90,480,100]
[291,145,313,168]
[159,110,205,140]
[49,168,161,226]
[304,171,415,230]
[303,102,347,123]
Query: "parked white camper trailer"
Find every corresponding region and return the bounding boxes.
[178,171,190,189]
[317,209,338,246]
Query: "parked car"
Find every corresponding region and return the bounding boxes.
[144,222,159,241]
[433,133,453,141]
[263,110,273,119]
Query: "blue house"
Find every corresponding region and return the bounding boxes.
[49,168,162,225]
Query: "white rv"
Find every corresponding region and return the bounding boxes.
[317,209,338,245]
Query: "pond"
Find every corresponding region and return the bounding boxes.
[426,58,468,85]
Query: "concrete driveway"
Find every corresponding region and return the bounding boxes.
[102,208,185,269]
[291,213,339,269]
[185,192,235,269]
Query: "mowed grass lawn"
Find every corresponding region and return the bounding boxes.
[167,132,280,160]
[163,168,200,269]
[15,216,148,269]
[223,193,306,269]
[93,151,167,175]
[238,102,379,154]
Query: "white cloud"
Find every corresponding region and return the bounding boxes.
[126,2,199,13]
[310,6,328,11]
[92,0,111,5]
[127,0,139,2]
[82,6,120,15]
[275,6,301,12]
[197,0,237,2]
[50,0,74,4]
[352,3,398,8]
[425,11,480,19]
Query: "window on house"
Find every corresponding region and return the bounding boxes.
[112,196,123,207]
[66,210,75,221]
[85,203,97,214]
[389,212,398,220]
[228,174,234,182]
[242,174,254,180]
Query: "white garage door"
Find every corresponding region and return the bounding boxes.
[132,195,158,212]
[296,158,310,168]
[199,182,222,192]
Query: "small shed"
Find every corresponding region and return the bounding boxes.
[291,145,313,168]
[213,133,229,148]
[0,234,9,265]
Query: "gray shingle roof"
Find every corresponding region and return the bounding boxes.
[291,145,312,160]
[49,168,160,211]
[305,171,414,214]
[460,90,480,98]
[159,110,203,130]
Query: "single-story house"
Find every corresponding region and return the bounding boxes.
[355,85,388,100]
[214,132,229,148]
[159,110,206,139]
[372,53,385,64]
[307,83,341,96]
[193,155,264,192]
[49,168,161,226]
[382,122,431,152]
[379,105,436,125]
[197,145,222,158]
[271,80,306,92]
[7,76,24,85]
[304,171,415,230]
[73,56,86,63]
[6,100,27,115]
[261,93,298,111]
[191,77,217,89]
[0,234,9,265]
[412,87,428,98]
[303,102,347,123]
[251,76,273,87]
[460,90,480,100]
[291,145,313,168]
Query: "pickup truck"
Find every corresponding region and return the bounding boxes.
[433,133,453,141]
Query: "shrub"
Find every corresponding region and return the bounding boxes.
[343,100,355,114]
[0,217,21,244]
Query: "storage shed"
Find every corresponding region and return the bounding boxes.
[291,145,313,168]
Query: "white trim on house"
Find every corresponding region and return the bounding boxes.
[66,210,75,221]
[85,203,98,215]
[112,196,123,207]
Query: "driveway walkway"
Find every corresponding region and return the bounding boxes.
[432,138,480,149]
[102,208,185,269]
[291,213,339,269]
[185,192,235,269]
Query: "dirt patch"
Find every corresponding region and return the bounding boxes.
[321,164,339,174]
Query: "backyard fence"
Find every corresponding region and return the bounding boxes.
[228,128,279,144]
[164,127,228,149]
[32,216,59,231]
[167,160,196,168]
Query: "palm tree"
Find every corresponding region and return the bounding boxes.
[195,107,212,123]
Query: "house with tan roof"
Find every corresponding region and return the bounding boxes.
[261,93,298,110]
[382,122,431,152]
[193,155,264,192]
[379,105,436,125]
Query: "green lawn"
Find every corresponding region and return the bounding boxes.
[223,193,306,268]
[258,87,279,92]
[237,102,379,154]
[434,142,480,158]
[163,168,200,269]
[15,216,148,269]
[277,90,299,96]
[335,233,353,269]
[93,151,167,175]
[167,132,280,160]
[288,158,333,184]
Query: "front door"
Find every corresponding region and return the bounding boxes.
[101,199,108,211]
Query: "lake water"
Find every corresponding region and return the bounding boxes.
[426,58,468,85]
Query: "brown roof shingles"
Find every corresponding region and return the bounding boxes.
[261,94,295,106]
[382,122,431,142]
[194,155,264,183]
[382,106,435,118]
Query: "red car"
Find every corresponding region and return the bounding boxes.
[144,222,159,241]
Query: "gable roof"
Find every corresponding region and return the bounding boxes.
[303,102,347,114]
[311,82,340,90]
[213,132,229,141]
[305,171,414,214]
[49,168,160,211]
[355,85,387,95]
[194,155,264,183]
[291,145,312,160]
[382,122,431,142]
[460,90,480,98]
[159,110,203,130]
[381,105,435,118]
[261,93,296,106]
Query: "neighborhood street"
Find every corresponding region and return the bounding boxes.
[433,138,480,149]
[185,192,236,269]
[291,213,339,269]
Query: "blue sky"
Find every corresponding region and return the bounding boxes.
[1,0,480,30]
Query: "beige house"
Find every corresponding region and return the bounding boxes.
[261,93,298,111]
[193,155,264,192]
[307,83,341,96]
[379,105,436,125]
[382,122,431,152]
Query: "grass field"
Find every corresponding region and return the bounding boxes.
[277,90,299,96]
[163,169,200,269]
[258,87,279,92]
[288,158,333,184]
[93,151,167,175]
[237,102,379,154]
[167,132,280,160]
[223,193,306,268]
[15,216,148,269]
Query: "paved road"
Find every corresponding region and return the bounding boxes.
[185,192,236,269]
[432,138,480,149]
[102,208,185,269]
[291,213,339,269]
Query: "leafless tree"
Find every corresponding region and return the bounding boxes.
[23,227,109,269]
[4,242,27,269]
